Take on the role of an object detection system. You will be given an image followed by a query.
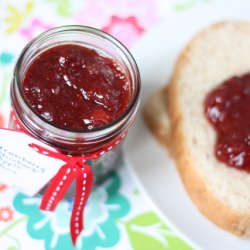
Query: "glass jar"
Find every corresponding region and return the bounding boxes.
[9,25,140,184]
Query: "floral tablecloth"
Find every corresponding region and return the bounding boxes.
[0,1,209,249]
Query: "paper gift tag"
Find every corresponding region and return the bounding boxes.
[0,129,63,196]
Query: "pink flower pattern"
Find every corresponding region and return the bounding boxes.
[0,112,3,127]
[103,16,144,48]
[0,184,7,192]
[75,0,159,47]
[20,18,52,41]
[0,207,14,222]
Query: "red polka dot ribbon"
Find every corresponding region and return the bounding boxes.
[10,110,126,245]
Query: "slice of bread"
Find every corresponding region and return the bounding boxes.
[143,86,172,149]
[144,21,250,237]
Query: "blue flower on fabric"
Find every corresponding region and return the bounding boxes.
[13,171,130,250]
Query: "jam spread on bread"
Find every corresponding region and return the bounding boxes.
[23,44,130,130]
[205,73,250,172]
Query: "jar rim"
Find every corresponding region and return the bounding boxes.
[13,25,141,136]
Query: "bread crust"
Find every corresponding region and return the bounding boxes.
[143,86,172,149]
[173,120,250,237]
[144,21,250,237]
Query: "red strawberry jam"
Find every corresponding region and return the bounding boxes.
[204,73,250,172]
[23,44,130,130]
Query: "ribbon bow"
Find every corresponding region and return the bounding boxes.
[11,109,126,245]
[29,143,97,245]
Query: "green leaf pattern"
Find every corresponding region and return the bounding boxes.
[174,0,211,11]
[124,212,192,250]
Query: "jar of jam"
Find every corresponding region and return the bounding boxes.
[9,25,140,185]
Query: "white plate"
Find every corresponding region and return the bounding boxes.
[125,1,250,249]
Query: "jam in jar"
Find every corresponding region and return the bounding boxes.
[10,26,140,183]
[23,44,131,131]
